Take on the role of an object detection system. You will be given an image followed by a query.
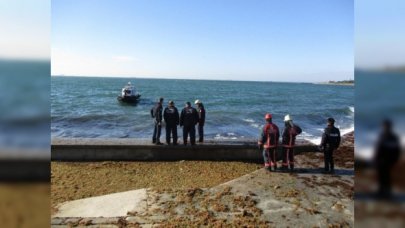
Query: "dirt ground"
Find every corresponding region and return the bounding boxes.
[51,161,262,214]
[51,132,355,219]
[0,184,49,228]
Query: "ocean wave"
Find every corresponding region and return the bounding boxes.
[52,113,131,124]
[348,106,354,113]
[214,133,238,140]
[300,124,354,145]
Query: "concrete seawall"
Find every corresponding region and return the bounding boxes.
[51,138,319,161]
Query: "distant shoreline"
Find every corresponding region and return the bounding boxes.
[315,82,354,86]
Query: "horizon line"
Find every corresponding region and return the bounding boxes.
[51,74,354,84]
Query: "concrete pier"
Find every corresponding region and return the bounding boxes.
[51,138,319,161]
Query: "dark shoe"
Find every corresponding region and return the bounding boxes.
[330,170,335,174]
[290,167,295,172]
[322,170,330,174]
[173,143,178,146]
[156,142,163,145]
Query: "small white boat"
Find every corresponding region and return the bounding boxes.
[117,82,141,103]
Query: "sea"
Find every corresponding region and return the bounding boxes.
[355,70,405,160]
[51,76,354,144]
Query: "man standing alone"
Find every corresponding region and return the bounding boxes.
[320,117,341,174]
[180,102,199,146]
[151,97,164,145]
[194,100,206,143]
[163,100,179,145]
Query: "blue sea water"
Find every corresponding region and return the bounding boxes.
[51,76,354,143]
[355,70,405,160]
[0,60,49,156]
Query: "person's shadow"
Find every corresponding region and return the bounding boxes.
[277,168,354,176]
[355,192,405,203]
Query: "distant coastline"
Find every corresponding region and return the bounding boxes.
[315,80,354,86]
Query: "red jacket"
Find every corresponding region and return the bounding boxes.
[258,122,280,149]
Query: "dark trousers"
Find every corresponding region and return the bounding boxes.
[152,122,161,143]
[377,164,392,197]
[282,147,294,169]
[165,124,178,144]
[324,148,334,171]
[198,124,204,142]
[183,125,196,145]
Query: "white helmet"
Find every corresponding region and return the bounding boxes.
[194,99,201,104]
[284,114,292,122]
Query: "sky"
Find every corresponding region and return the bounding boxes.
[0,0,50,60]
[52,0,353,82]
[355,0,405,69]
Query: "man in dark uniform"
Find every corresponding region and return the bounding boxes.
[375,119,401,199]
[163,100,179,145]
[180,101,199,146]
[281,114,302,172]
[194,99,206,143]
[320,117,341,174]
[258,113,280,171]
[151,97,164,145]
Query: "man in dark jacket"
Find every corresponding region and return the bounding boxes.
[375,119,401,198]
[281,114,302,172]
[320,117,341,174]
[194,99,206,143]
[163,100,179,145]
[151,97,164,145]
[258,113,280,171]
[180,102,199,146]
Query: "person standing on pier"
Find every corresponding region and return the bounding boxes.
[151,97,164,145]
[163,100,180,145]
[194,99,206,143]
[320,117,341,174]
[258,113,280,171]
[180,101,199,146]
[281,114,302,172]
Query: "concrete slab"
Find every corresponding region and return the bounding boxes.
[53,189,147,217]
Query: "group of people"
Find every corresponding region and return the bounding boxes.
[150,97,342,174]
[151,97,205,146]
[258,113,341,173]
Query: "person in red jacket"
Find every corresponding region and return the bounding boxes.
[281,114,302,172]
[258,113,280,171]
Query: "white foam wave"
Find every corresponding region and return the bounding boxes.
[340,125,354,136]
[300,124,354,145]
[243,118,255,123]
[349,106,354,113]
[214,133,238,140]
[355,146,374,161]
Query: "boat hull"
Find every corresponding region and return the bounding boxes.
[117,94,141,103]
